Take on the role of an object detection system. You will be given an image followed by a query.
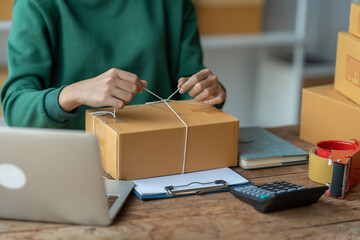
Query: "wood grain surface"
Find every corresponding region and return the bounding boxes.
[1,126,359,240]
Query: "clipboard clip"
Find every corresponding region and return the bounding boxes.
[165,180,229,196]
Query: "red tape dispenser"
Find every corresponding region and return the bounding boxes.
[317,139,360,199]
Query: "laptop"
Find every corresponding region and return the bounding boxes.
[0,127,134,226]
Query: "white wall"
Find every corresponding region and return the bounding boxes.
[265,0,351,61]
[305,0,351,60]
[203,48,257,127]
[203,0,352,127]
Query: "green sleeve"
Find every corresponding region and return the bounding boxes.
[45,88,78,123]
[0,0,73,128]
[176,0,204,101]
[177,1,225,109]
[176,0,205,79]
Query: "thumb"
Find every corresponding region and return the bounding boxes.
[139,80,148,93]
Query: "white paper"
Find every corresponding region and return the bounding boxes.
[131,168,249,196]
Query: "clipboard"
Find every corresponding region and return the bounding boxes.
[131,168,251,200]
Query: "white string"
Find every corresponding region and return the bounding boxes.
[162,101,188,174]
[146,99,210,106]
[90,111,116,135]
[142,88,189,174]
[90,87,209,174]
[143,88,164,101]
[166,88,180,102]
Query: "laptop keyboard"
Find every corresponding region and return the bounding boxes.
[107,195,118,209]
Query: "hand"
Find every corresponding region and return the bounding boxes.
[59,68,147,112]
[177,69,226,105]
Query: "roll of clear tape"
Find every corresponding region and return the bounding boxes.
[308,147,334,184]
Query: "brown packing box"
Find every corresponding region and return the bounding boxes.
[192,0,264,35]
[334,32,360,105]
[349,3,360,39]
[86,101,239,180]
[300,84,360,144]
[0,66,8,117]
[0,0,13,20]
[303,76,334,88]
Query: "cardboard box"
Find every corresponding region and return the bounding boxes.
[334,32,360,105]
[300,84,360,144]
[349,3,360,39]
[0,66,8,117]
[303,76,334,88]
[192,0,264,35]
[0,0,13,20]
[86,101,239,180]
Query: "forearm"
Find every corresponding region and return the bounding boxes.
[58,68,147,113]
[58,83,82,113]
[1,88,66,128]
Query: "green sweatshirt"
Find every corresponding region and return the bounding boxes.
[1,0,205,130]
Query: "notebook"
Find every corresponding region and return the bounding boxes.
[0,127,134,226]
[238,127,308,169]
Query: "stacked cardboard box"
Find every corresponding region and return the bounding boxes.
[335,3,360,105]
[0,66,8,117]
[303,76,333,88]
[0,0,13,20]
[300,84,360,144]
[192,0,264,35]
[300,3,360,144]
[349,3,360,39]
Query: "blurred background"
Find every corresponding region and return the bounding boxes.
[0,0,355,127]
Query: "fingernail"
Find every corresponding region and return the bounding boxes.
[179,88,185,94]
[204,100,209,104]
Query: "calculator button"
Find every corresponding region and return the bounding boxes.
[260,195,270,199]
[234,188,244,192]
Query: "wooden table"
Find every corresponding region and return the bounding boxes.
[1,126,360,240]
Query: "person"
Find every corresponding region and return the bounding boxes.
[1,0,226,130]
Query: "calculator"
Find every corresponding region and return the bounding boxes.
[230,181,328,213]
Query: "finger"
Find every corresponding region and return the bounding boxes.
[139,80,148,93]
[115,79,141,95]
[193,84,218,101]
[114,79,147,94]
[107,97,125,109]
[179,69,211,94]
[188,78,215,97]
[109,68,144,92]
[177,77,189,89]
[111,88,135,104]
[203,93,226,105]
